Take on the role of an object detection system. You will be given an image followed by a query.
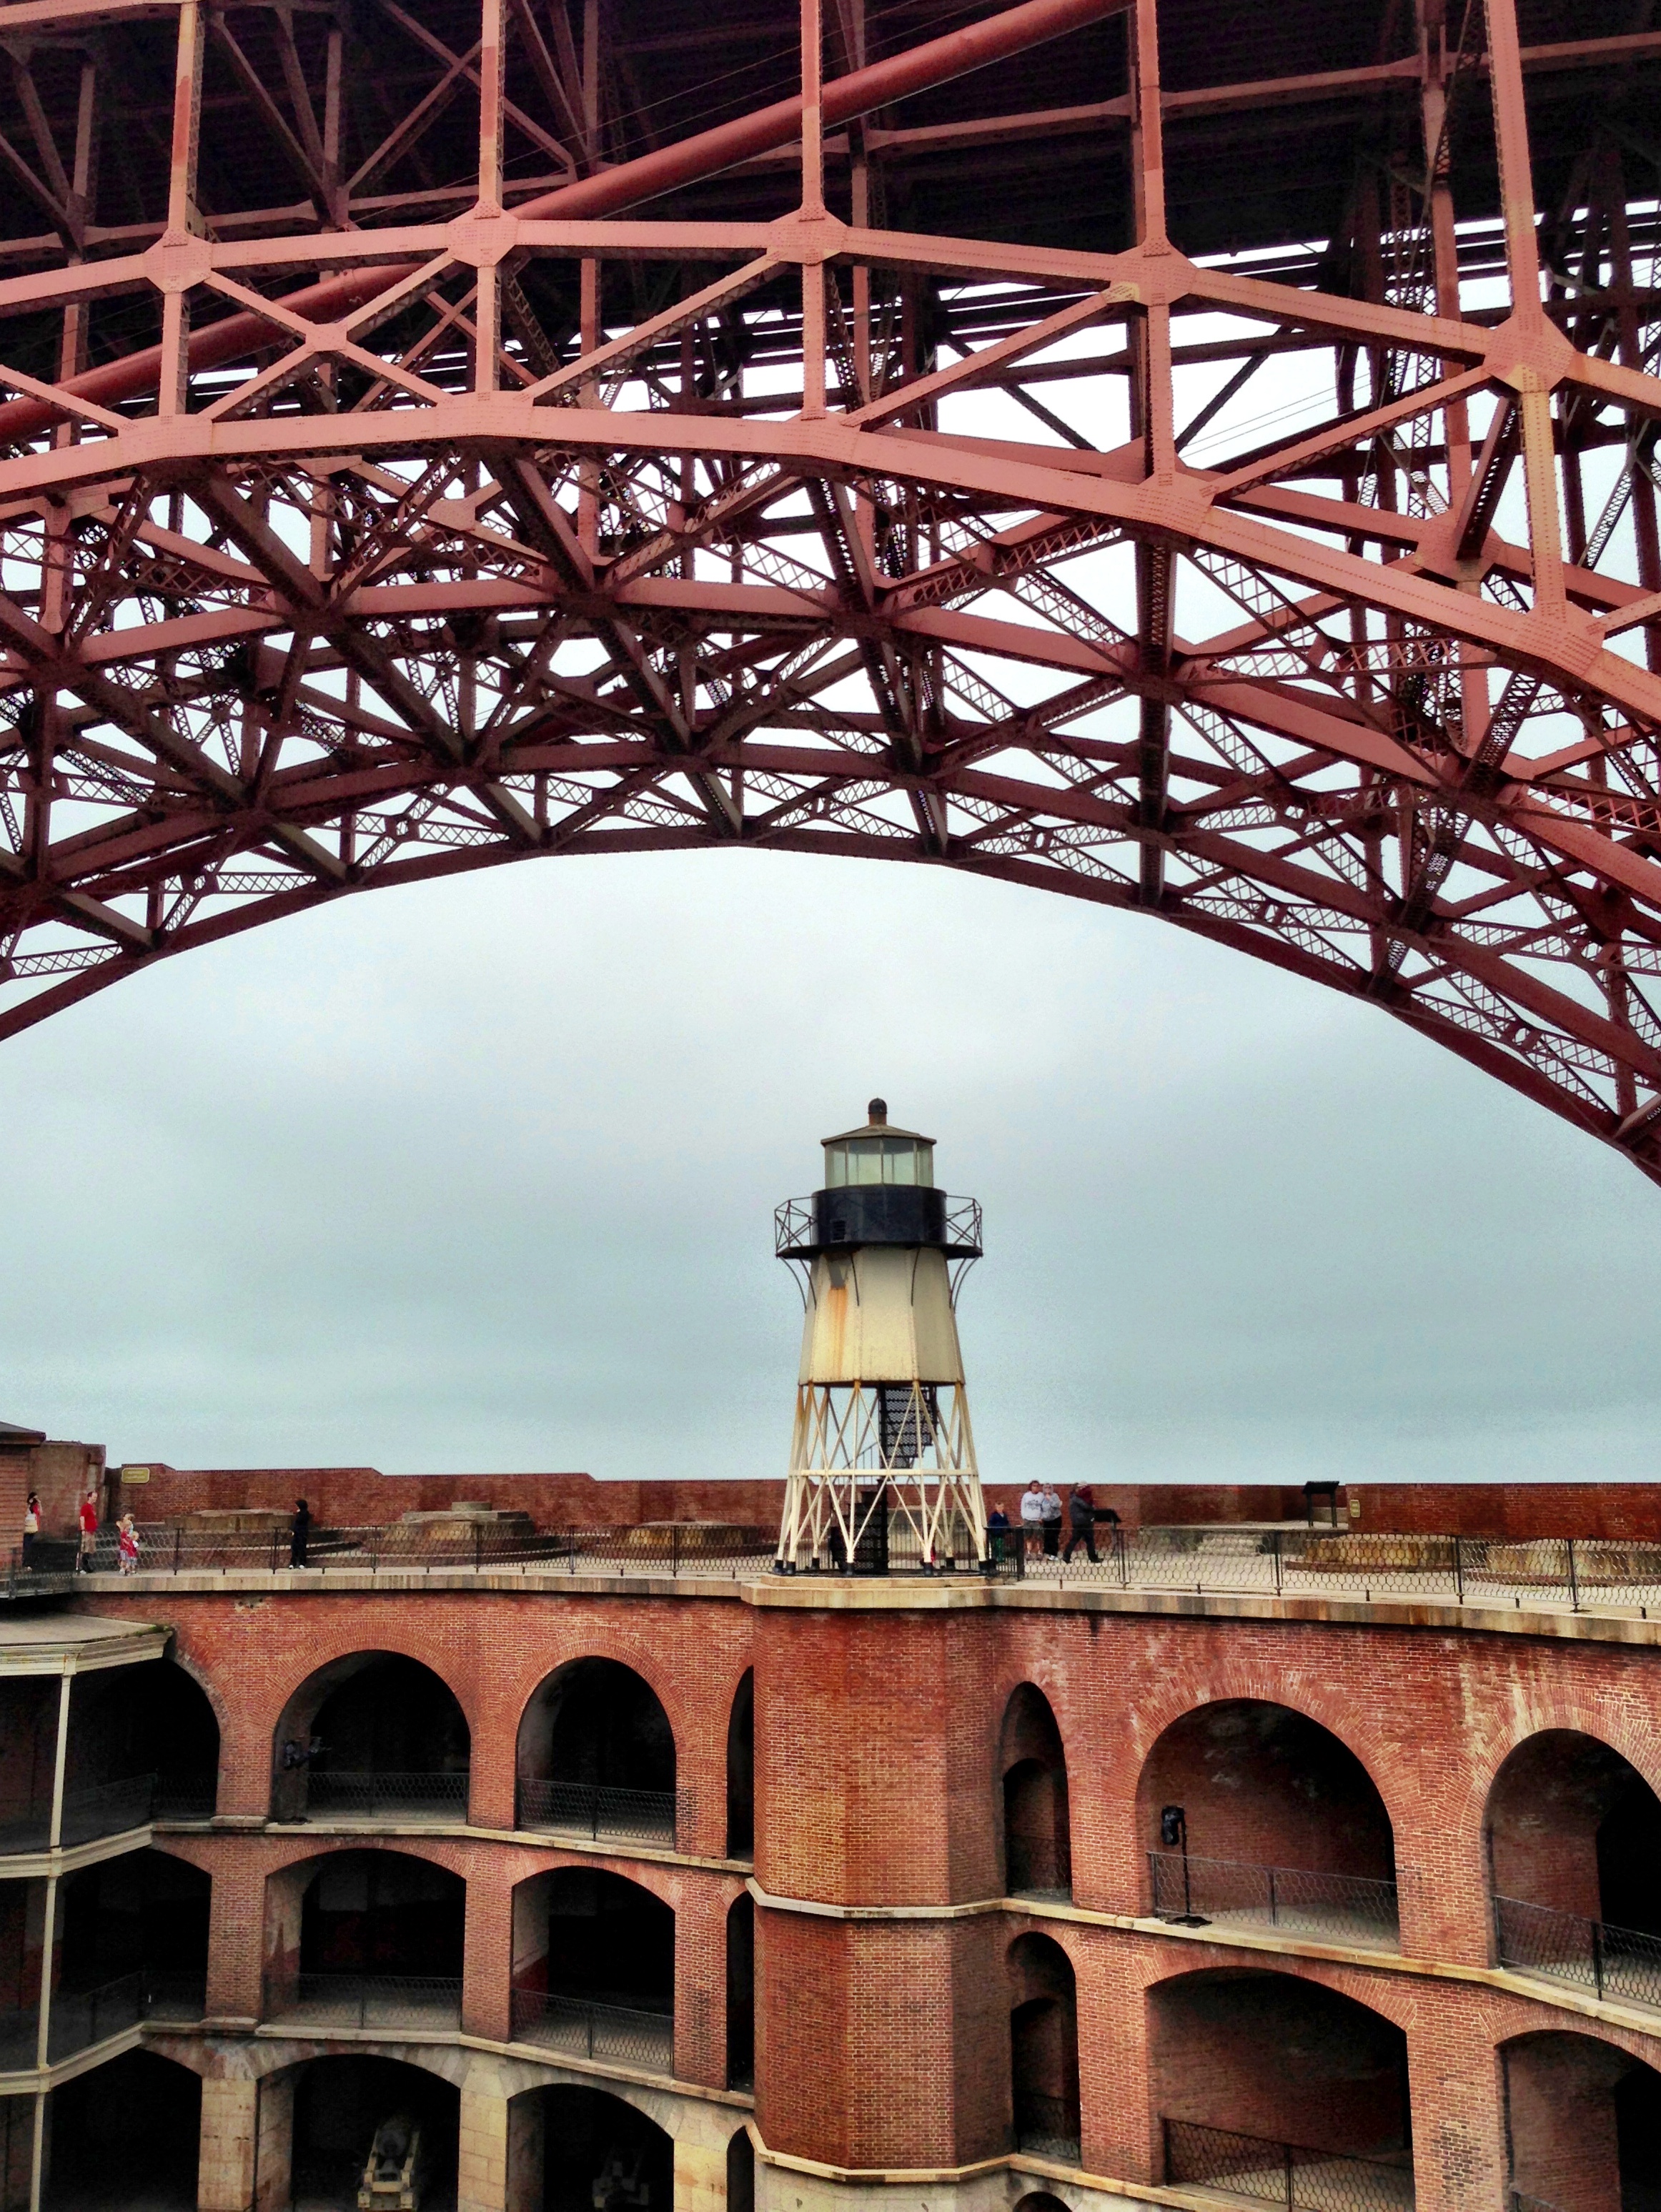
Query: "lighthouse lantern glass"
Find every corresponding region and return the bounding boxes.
[823,1136,934,1189]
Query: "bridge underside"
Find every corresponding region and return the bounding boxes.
[2,0,1661,1179]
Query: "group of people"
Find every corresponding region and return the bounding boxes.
[21,1489,144,1574]
[987,1480,1119,1564]
[19,1492,314,1575]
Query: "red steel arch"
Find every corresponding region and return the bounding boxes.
[2,0,1661,1178]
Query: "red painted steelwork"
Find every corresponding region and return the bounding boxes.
[0,0,1125,444]
[1,0,1661,1182]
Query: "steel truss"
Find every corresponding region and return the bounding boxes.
[779,1379,982,1570]
[4,0,1661,1178]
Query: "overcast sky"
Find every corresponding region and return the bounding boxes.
[3,843,1659,1489]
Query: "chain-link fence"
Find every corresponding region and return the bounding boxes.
[508,1988,675,2071]
[1162,2119,1415,2211]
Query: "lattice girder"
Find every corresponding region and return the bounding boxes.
[2,0,1661,1180]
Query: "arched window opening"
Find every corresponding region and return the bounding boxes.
[727,1670,755,1859]
[1487,1732,1661,2005]
[1138,1702,1397,1947]
[1008,1933,1079,2163]
[1503,2030,1661,2212]
[272,1653,470,1824]
[727,1892,755,2091]
[508,2085,673,2212]
[516,1659,676,1848]
[56,1850,211,2048]
[1153,1970,1412,2201]
[510,1868,673,2074]
[999,1685,1071,1899]
[289,2055,460,2212]
[44,2048,201,2211]
[262,1849,464,2033]
[728,2128,755,2212]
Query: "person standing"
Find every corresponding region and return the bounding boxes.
[987,1503,1011,1566]
[21,1494,39,1569]
[1019,1480,1046,1559]
[289,1498,312,1569]
[116,1514,139,1574]
[77,1489,99,1572]
[1040,1484,1063,1557]
[1063,1482,1100,1564]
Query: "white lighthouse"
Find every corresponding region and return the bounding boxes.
[774,1100,986,1572]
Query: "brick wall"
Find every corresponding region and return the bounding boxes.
[61,1577,1661,2207]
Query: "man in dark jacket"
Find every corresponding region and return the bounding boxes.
[289,1498,311,1568]
[1063,1482,1100,1564]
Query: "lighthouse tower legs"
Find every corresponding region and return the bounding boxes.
[778,1378,986,1571]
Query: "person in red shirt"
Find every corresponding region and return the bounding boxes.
[77,1489,99,1572]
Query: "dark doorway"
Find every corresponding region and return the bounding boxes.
[727,1893,754,2090]
[274,1655,470,1822]
[519,2085,672,2212]
[726,1672,754,1859]
[45,2049,200,2211]
[291,2055,458,2212]
[1008,1933,1080,2161]
[999,1686,1071,1898]
[517,1660,676,1845]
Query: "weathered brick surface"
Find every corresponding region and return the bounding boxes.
[59,1577,1661,2212]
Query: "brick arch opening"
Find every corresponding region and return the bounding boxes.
[1008,1931,1079,2161]
[516,1657,677,1848]
[1136,1700,1397,1945]
[1502,2030,1661,2212]
[261,1845,465,2033]
[270,1650,470,1823]
[284,2053,461,2212]
[510,1865,674,2072]
[727,1669,754,1859]
[1151,1970,1412,2198]
[1013,2193,1074,2212]
[1486,1731,1661,1988]
[44,2047,200,2211]
[999,1685,1071,1900]
[507,2082,673,2212]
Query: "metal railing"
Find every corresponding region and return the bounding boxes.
[300,1770,470,1821]
[509,1988,674,2072]
[515,1779,678,1846]
[264,1973,462,2029]
[61,1773,157,1848]
[984,1525,1661,1615]
[143,1972,209,2023]
[1013,2091,1080,2161]
[0,1970,199,2074]
[91,1520,778,1578]
[153,1776,217,1822]
[1148,1853,1399,1945]
[30,1513,1661,1614]
[1494,1894,1661,2008]
[46,1971,145,2062]
[0,1774,157,1856]
[1162,2118,1414,2211]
